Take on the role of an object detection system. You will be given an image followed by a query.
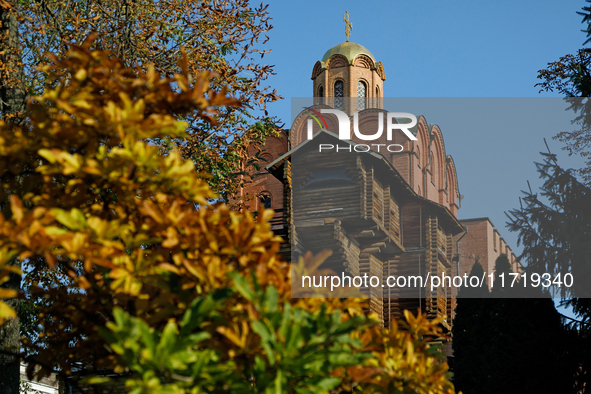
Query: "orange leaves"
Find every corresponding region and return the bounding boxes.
[0,30,277,335]
[161,226,180,248]
[290,250,365,301]
[138,199,283,293]
[140,201,166,224]
[0,0,13,10]
[0,200,21,324]
[9,195,23,224]
[216,321,250,350]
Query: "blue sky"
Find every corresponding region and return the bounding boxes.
[265,0,584,99]
[262,0,588,259]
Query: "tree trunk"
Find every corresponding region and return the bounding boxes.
[0,0,26,118]
[0,2,24,393]
[0,273,20,394]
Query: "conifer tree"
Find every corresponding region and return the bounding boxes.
[452,260,489,394]
[537,0,591,183]
[530,2,591,390]
[453,257,575,394]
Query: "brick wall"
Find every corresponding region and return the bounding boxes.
[234,131,289,212]
[455,218,520,289]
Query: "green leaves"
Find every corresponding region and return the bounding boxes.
[95,296,231,392]
[92,272,376,394]
[229,272,373,394]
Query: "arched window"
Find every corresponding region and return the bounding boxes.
[334,80,344,109]
[317,85,324,105]
[357,81,367,110]
[260,153,273,164]
[259,193,272,209]
[374,86,380,108]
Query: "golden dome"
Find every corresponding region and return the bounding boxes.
[320,42,376,67]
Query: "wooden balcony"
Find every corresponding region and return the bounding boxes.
[269,208,288,238]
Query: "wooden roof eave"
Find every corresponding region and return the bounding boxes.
[265,129,338,174]
[415,195,465,235]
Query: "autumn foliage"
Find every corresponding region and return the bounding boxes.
[0,41,456,393]
[6,0,281,198]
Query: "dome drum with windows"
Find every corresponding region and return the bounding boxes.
[311,42,386,113]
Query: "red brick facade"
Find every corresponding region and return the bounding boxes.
[455,218,521,289]
[234,130,289,212]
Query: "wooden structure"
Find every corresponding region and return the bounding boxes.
[266,131,464,330]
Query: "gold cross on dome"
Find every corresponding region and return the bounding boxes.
[343,11,352,42]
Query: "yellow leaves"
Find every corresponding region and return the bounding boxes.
[56,99,76,114]
[163,152,196,178]
[10,195,23,224]
[43,226,68,236]
[0,288,17,299]
[0,244,20,326]
[38,149,83,174]
[110,267,143,296]
[50,208,86,231]
[162,226,180,248]
[0,301,17,325]
[106,93,146,127]
[157,263,181,276]
[216,321,250,349]
[174,73,190,92]
[74,68,87,81]
[355,311,455,394]
[71,99,92,110]
[87,217,108,237]
[61,232,88,254]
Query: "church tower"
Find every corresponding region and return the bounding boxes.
[311,41,386,114]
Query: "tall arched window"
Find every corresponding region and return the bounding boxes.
[334,80,344,109]
[374,86,380,108]
[317,85,324,105]
[357,81,367,110]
